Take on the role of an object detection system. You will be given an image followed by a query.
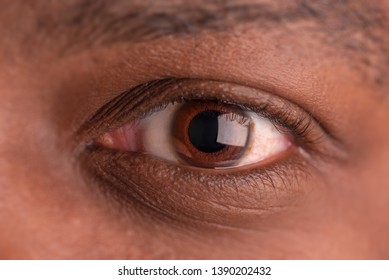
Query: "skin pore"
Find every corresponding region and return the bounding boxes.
[0,0,389,259]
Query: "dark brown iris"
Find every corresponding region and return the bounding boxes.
[172,101,250,168]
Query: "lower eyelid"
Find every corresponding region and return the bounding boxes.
[80,146,313,229]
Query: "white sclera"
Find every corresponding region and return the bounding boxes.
[140,103,291,168]
[142,103,178,162]
[237,113,291,166]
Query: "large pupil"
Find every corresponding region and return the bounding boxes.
[188,110,226,153]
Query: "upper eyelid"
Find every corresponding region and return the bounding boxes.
[76,77,345,160]
[78,77,300,135]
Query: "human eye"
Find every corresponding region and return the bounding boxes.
[96,96,292,170]
[77,78,342,228]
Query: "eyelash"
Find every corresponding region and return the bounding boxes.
[77,78,331,226]
[80,78,318,153]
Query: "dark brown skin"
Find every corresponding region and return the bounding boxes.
[0,0,389,259]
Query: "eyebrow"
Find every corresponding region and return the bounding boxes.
[35,0,387,85]
[37,0,385,49]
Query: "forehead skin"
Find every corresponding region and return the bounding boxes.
[0,0,388,259]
